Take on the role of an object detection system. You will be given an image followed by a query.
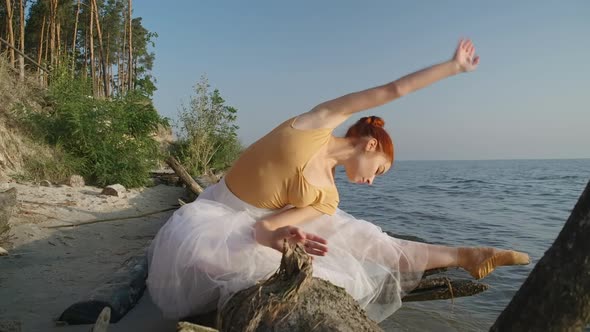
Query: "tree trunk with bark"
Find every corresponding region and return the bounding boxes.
[165,156,204,195]
[127,0,133,91]
[71,0,80,74]
[4,0,15,67]
[119,17,127,95]
[49,0,58,67]
[89,1,96,95]
[18,0,24,80]
[491,180,590,332]
[218,242,383,332]
[37,14,46,83]
[91,0,109,97]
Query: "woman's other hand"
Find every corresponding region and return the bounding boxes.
[274,225,328,256]
[255,223,328,256]
[453,38,480,72]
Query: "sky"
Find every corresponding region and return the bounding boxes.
[134,1,589,161]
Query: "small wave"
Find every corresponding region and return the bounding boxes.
[454,178,489,184]
[534,175,579,181]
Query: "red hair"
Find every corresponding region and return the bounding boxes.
[345,116,394,163]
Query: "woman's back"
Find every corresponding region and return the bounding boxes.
[224,116,339,215]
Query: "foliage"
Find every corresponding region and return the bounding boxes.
[14,0,158,97]
[18,66,167,187]
[174,75,242,177]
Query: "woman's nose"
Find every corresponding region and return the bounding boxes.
[367,177,374,185]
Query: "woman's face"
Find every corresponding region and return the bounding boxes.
[344,138,392,185]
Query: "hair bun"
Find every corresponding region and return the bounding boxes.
[362,116,385,128]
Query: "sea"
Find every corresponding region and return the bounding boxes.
[333,158,590,331]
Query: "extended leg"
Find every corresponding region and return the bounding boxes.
[394,239,530,279]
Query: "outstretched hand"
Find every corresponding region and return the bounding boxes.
[272,225,328,257]
[453,38,480,72]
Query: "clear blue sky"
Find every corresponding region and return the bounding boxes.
[135,1,589,161]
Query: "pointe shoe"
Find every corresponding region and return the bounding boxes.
[464,250,530,280]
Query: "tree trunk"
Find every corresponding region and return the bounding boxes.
[4,0,15,67]
[491,180,590,332]
[120,16,127,95]
[127,0,133,91]
[91,0,109,97]
[106,33,111,96]
[218,242,382,332]
[43,14,50,85]
[165,156,204,195]
[0,36,50,73]
[37,14,46,83]
[89,1,96,95]
[71,0,80,74]
[43,13,50,63]
[83,26,87,79]
[18,0,24,80]
[56,21,61,66]
[49,0,58,67]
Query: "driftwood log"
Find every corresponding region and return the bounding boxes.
[165,156,203,195]
[491,180,590,332]
[219,241,382,332]
[58,253,148,324]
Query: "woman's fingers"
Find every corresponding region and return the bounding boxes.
[287,226,306,241]
[473,55,480,66]
[305,238,328,251]
[305,246,327,256]
[304,232,328,245]
[452,38,479,72]
[276,226,329,256]
[303,239,328,256]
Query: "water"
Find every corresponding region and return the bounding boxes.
[334,159,590,331]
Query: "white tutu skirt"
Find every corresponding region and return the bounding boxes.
[147,179,430,323]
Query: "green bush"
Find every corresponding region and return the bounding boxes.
[19,70,167,188]
[174,75,242,177]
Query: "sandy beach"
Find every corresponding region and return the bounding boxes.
[0,178,188,332]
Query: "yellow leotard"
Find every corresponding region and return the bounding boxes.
[225,116,339,215]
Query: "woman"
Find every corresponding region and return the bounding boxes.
[147,39,529,323]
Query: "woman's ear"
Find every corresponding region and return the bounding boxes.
[364,138,378,152]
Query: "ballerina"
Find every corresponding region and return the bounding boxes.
[147,38,530,323]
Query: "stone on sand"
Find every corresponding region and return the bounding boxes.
[101,184,126,197]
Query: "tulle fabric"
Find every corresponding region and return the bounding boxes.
[147,179,429,323]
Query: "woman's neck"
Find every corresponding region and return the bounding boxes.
[324,136,358,168]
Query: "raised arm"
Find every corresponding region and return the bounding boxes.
[295,39,480,130]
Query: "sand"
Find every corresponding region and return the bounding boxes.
[0,179,188,332]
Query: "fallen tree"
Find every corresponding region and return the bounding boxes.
[166,156,204,195]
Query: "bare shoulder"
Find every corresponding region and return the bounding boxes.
[291,108,348,130]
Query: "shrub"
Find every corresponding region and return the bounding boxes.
[174,75,242,177]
